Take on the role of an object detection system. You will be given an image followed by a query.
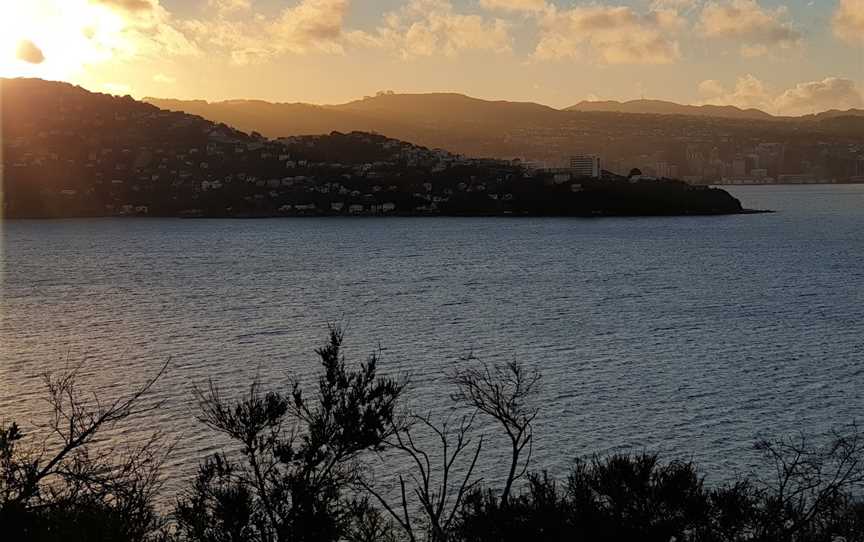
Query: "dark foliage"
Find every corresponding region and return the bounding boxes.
[0,363,169,542]
[173,326,406,542]
[455,446,864,542]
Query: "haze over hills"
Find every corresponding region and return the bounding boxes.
[144,92,567,155]
[330,92,562,125]
[563,99,776,121]
[144,91,864,181]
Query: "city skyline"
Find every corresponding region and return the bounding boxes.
[1,0,863,114]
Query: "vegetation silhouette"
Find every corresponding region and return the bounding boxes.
[2,329,864,541]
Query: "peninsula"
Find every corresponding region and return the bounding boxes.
[2,78,748,219]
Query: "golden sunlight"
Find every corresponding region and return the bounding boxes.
[0,0,126,80]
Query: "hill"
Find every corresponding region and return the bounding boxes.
[146,92,567,158]
[331,92,562,125]
[143,92,863,179]
[800,108,864,121]
[564,99,775,120]
[2,78,746,218]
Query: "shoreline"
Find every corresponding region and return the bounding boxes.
[2,209,773,220]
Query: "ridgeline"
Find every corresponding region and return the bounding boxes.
[2,78,747,219]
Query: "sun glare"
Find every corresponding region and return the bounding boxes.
[0,0,126,81]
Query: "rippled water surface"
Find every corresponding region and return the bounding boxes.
[2,185,864,495]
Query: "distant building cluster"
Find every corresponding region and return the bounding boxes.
[503,111,864,187]
[568,154,601,178]
[585,139,864,186]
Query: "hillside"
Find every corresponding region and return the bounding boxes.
[143,92,863,181]
[564,99,775,120]
[800,108,864,121]
[331,92,562,125]
[145,97,409,138]
[2,78,746,218]
[146,92,568,157]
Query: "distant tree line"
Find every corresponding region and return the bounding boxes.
[2,328,863,541]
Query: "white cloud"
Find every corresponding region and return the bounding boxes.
[833,0,864,45]
[699,0,801,57]
[353,0,512,58]
[534,5,683,64]
[774,77,863,115]
[697,79,724,97]
[697,74,770,109]
[153,73,176,83]
[698,75,864,115]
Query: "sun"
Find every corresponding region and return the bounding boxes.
[0,0,126,80]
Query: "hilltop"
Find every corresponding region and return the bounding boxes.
[2,78,746,218]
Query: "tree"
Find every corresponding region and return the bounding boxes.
[174,326,406,542]
[361,413,483,542]
[0,361,170,542]
[752,426,864,541]
[449,358,540,506]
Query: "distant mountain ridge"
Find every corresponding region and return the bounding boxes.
[800,108,864,121]
[143,92,863,165]
[147,93,864,122]
[563,99,776,120]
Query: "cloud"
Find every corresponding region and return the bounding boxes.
[83,0,200,59]
[774,77,863,115]
[833,0,864,45]
[153,73,176,83]
[650,0,697,9]
[208,0,251,13]
[704,74,770,109]
[479,0,547,12]
[16,40,46,64]
[699,0,801,57]
[353,0,512,58]
[534,5,683,64]
[271,0,349,53]
[698,75,863,115]
[187,0,350,63]
[90,0,155,12]
[697,79,724,97]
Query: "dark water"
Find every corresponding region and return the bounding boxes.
[2,185,864,495]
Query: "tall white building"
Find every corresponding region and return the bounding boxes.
[568,154,601,178]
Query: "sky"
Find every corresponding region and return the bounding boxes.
[0,0,862,114]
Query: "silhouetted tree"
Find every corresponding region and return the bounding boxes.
[449,358,540,506]
[0,361,170,542]
[361,413,483,542]
[174,326,405,542]
[5,335,864,542]
[751,426,864,541]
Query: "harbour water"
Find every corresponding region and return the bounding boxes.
[2,184,863,495]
